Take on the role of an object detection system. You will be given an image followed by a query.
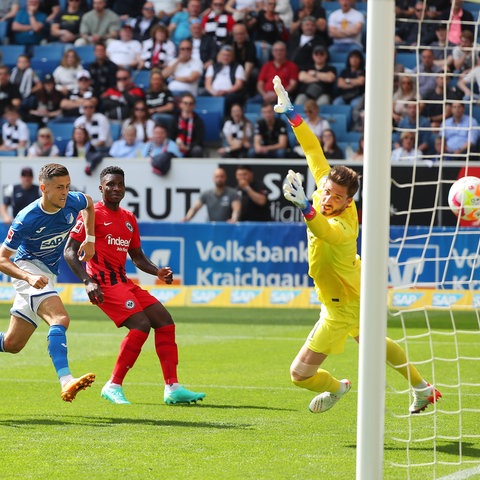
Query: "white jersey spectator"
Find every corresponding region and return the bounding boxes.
[74,100,112,149]
[106,24,142,69]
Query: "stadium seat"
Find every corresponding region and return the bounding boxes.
[329,62,345,75]
[323,1,340,15]
[342,130,363,144]
[110,122,121,141]
[0,45,26,68]
[30,59,60,79]
[133,70,150,90]
[320,105,353,129]
[324,114,348,140]
[245,103,261,114]
[32,43,65,62]
[0,150,16,156]
[328,52,349,66]
[73,45,95,65]
[395,52,418,70]
[26,122,38,143]
[47,121,74,154]
[245,112,259,125]
[195,96,225,143]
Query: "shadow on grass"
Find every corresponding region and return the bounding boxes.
[136,403,297,412]
[381,441,480,458]
[0,415,253,430]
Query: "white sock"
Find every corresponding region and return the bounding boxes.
[60,374,73,387]
[164,382,181,394]
[413,380,429,391]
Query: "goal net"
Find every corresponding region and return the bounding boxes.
[383,2,480,478]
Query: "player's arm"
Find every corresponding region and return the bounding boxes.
[129,247,173,284]
[0,244,48,289]
[78,194,95,262]
[64,236,104,305]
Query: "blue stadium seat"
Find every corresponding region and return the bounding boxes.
[110,122,121,141]
[324,1,340,15]
[195,96,225,143]
[329,52,349,65]
[329,62,345,75]
[0,150,16,156]
[47,121,74,154]
[342,130,363,144]
[32,43,65,62]
[245,112,260,125]
[74,45,95,65]
[320,105,352,129]
[472,105,480,122]
[132,69,150,90]
[26,122,38,143]
[30,59,60,79]
[0,45,26,68]
[396,52,418,70]
[245,103,261,114]
[324,114,348,140]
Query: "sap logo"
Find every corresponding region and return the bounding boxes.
[0,286,15,300]
[191,289,222,304]
[432,293,464,307]
[391,292,424,307]
[231,289,260,304]
[71,287,89,302]
[270,290,300,304]
[150,289,180,303]
[473,295,480,308]
[309,290,321,305]
[40,232,69,249]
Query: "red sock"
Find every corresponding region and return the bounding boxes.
[154,324,178,384]
[111,329,149,385]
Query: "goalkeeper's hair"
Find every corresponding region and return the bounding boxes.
[328,166,359,198]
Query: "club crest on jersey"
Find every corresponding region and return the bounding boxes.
[125,299,135,309]
[66,213,75,224]
[126,222,133,232]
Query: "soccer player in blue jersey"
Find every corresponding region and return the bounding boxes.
[0,163,97,402]
[273,76,441,415]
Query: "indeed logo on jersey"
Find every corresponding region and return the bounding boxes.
[106,234,131,251]
[40,232,70,249]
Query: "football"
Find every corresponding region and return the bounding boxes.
[448,176,480,221]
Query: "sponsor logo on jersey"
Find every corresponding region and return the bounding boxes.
[40,232,70,249]
[106,234,131,247]
[35,226,46,233]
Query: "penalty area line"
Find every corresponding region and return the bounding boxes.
[437,465,480,480]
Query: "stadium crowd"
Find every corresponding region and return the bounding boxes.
[0,0,479,170]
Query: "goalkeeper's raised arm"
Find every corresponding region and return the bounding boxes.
[273,75,330,183]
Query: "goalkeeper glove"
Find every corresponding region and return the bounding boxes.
[283,169,316,219]
[273,75,302,127]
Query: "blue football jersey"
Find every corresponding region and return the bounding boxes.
[4,191,88,275]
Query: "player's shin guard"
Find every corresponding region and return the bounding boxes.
[47,325,70,378]
[386,336,423,385]
[111,329,149,385]
[154,324,178,385]
[292,369,341,394]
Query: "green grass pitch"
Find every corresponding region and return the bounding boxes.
[0,305,478,479]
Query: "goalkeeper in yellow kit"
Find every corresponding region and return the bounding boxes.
[273,76,441,414]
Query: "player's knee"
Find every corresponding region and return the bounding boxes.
[290,359,318,383]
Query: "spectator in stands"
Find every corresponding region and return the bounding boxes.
[440,101,479,156]
[249,102,288,158]
[11,0,47,50]
[249,0,288,66]
[28,73,63,125]
[424,0,450,20]
[162,39,203,97]
[27,127,59,157]
[303,99,330,139]
[152,0,182,25]
[183,166,241,222]
[352,134,364,161]
[87,41,118,97]
[0,167,40,225]
[204,44,246,115]
[428,134,450,162]
[228,22,258,96]
[333,49,365,109]
[413,48,443,98]
[0,0,19,25]
[168,0,201,46]
[101,67,145,121]
[130,2,158,42]
[392,74,417,125]
[9,54,42,118]
[109,0,145,21]
[190,17,219,71]
[53,48,84,95]
[448,30,476,75]
[320,128,344,160]
[140,23,176,70]
[395,1,436,48]
[224,0,257,23]
[58,69,94,120]
[457,52,480,101]
[38,0,60,24]
[73,97,112,153]
[218,102,253,157]
[391,131,423,162]
[441,0,475,46]
[275,0,293,29]
[252,41,298,105]
[122,99,155,142]
[64,124,96,160]
[395,0,415,18]
[429,23,452,70]
[235,164,271,221]
[76,0,120,46]
[0,105,29,154]
[295,44,336,106]
[108,124,145,158]
[106,24,142,70]
[145,69,175,126]
[50,0,84,44]
[290,0,326,36]
[422,73,461,128]
[170,92,205,157]
[327,0,365,55]
[393,102,431,154]
[0,66,21,117]
[143,123,182,176]
[201,0,235,48]
[288,16,327,72]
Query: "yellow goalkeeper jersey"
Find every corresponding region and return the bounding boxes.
[293,121,361,306]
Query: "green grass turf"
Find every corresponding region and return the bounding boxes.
[0,306,479,479]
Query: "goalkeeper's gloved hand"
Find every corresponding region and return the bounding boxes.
[273,76,302,127]
[283,169,316,219]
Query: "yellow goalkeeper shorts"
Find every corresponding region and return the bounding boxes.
[306,302,360,355]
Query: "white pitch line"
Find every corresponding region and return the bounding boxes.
[437,465,480,480]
